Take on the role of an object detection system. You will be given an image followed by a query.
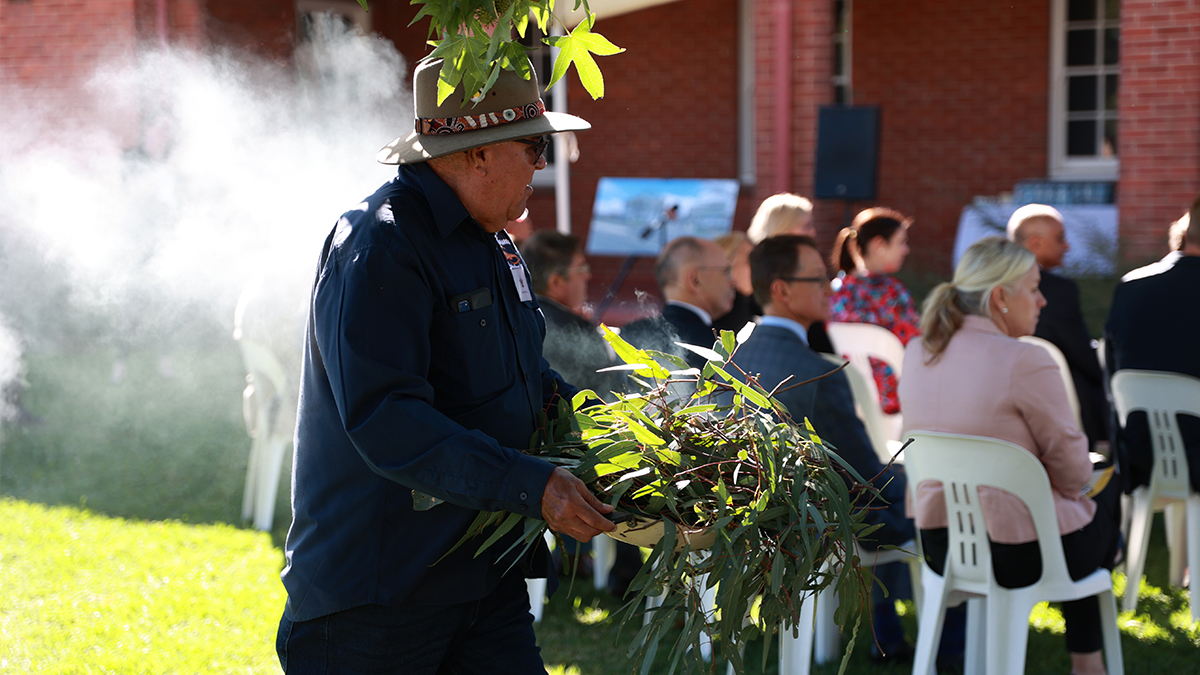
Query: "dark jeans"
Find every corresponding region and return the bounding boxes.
[919,475,1121,654]
[276,573,543,674]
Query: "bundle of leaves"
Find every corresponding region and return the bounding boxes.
[421,326,876,675]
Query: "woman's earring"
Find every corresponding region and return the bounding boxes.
[1001,307,1009,314]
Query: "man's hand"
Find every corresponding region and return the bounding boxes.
[541,467,616,541]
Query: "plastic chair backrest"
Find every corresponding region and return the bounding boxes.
[1109,370,1200,499]
[238,338,291,398]
[1018,335,1082,428]
[822,353,891,463]
[903,431,1073,591]
[826,321,907,380]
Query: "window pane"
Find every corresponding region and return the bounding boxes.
[1106,74,1119,110]
[1068,120,1098,156]
[834,43,843,76]
[1104,119,1118,156]
[835,0,846,34]
[1069,0,1096,21]
[1067,30,1096,66]
[1069,76,1099,111]
[834,85,846,106]
[1105,0,1119,20]
[1104,28,1119,64]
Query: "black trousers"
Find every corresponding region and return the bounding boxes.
[919,476,1121,654]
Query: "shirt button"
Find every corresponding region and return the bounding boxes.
[519,504,527,511]
[519,492,528,501]
[479,319,487,327]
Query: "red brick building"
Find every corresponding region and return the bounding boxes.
[3,0,1197,314]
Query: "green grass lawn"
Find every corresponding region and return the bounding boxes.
[1,499,1195,675]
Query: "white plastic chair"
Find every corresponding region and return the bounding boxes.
[1018,335,1083,428]
[903,431,1124,675]
[822,354,903,464]
[237,338,297,532]
[778,541,922,675]
[1109,370,1200,620]
[526,530,558,623]
[826,322,906,444]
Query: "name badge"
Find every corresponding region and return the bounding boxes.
[495,232,534,302]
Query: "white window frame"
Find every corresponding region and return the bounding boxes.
[1048,0,1118,181]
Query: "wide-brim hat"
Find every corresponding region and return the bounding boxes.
[377,58,591,165]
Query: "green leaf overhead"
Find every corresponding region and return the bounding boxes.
[365,0,622,105]
[544,13,625,99]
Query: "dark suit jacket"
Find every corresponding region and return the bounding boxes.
[731,324,913,548]
[1034,270,1111,446]
[1104,255,1200,492]
[621,304,717,370]
[537,296,623,400]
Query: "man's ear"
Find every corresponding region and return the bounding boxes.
[545,272,566,296]
[462,146,490,176]
[770,277,789,305]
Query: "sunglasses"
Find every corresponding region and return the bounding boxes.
[515,135,551,164]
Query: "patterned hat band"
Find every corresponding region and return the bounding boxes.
[417,100,546,136]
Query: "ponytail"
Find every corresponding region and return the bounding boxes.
[830,207,910,275]
[830,227,862,275]
[918,236,1037,363]
[919,282,965,363]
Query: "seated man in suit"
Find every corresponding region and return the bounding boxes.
[622,236,735,369]
[1105,193,1200,495]
[521,230,622,400]
[521,230,641,591]
[1122,211,1189,282]
[731,235,949,664]
[1007,204,1110,450]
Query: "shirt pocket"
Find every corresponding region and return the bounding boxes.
[428,301,512,405]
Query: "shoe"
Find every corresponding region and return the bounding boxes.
[868,640,914,664]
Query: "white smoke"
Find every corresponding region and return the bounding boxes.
[0,19,413,519]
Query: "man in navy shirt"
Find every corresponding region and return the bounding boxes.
[276,58,615,674]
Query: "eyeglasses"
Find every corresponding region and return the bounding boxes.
[515,135,551,164]
[779,276,829,284]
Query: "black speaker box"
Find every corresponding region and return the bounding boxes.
[813,106,880,201]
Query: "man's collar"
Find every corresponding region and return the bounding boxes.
[536,294,573,314]
[666,300,712,327]
[407,163,473,238]
[758,315,809,346]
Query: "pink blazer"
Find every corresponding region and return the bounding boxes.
[899,315,1096,544]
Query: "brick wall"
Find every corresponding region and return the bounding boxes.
[134,0,206,49]
[522,0,745,323]
[846,0,1051,273]
[1,0,137,99]
[1117,0,1200,264]
[204,0,295,57]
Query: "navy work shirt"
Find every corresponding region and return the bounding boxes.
[281,162,576,622]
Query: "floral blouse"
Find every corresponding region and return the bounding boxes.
[829,273,921,414]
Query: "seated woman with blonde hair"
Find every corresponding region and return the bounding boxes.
[899,237,1120,675]
[746,192,814,243]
